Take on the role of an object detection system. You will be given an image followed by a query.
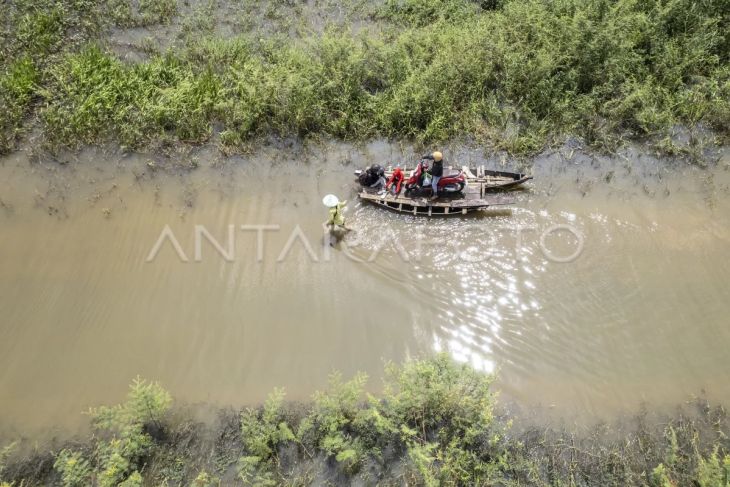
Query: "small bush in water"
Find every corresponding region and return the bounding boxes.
[238,388,296,485]
[53,449,92,487]
[51,376,171,487]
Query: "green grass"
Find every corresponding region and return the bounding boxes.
[41,45,220,148]
[0,57,38,154]
[0,0,728,155]
[0,0,106,153]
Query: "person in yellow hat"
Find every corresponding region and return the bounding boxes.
[423,151,444,200]
[323,194,348,229]
[323,194,349,246]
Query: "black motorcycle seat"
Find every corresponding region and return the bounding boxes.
[443,169,461,178]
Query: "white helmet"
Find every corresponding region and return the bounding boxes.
[322,194,340,207]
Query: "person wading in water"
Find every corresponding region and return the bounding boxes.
[323,194,349,246]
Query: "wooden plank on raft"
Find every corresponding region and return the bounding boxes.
[357,187,515,216]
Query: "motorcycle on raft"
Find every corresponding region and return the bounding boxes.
[355,160,466,197]
[404,160,466,196]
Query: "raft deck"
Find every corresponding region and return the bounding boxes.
[460,166,533,190]
[359,184,515,216]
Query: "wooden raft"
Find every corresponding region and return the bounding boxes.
[358,184,515,216]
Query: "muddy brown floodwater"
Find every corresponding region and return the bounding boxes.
[0,141,729,438]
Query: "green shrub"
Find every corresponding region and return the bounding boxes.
[89,377,171,486]
[696,448,730,487]
[5,361,730,486]
[404,441,439,486]
[54,449,92,487]
[652,463,674,487]
[287,355,502,483]
[191,470,221,487]
[0,442,16,483]
[117,470,143,487]
[381,354,501,485]
[238,388,296,484]
[298,372,369,473]
[383,354,495,444]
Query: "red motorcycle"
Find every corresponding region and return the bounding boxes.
[404,160,466,196]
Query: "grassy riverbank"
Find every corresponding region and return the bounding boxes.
[1,0,728,156]
[1,355,729,486]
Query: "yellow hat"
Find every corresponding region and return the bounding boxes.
[433,151,443,162]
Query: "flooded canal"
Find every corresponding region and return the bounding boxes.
[1,142,729,437]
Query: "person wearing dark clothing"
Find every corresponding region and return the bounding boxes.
[359,164,386,190]
[423,151,444,199]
